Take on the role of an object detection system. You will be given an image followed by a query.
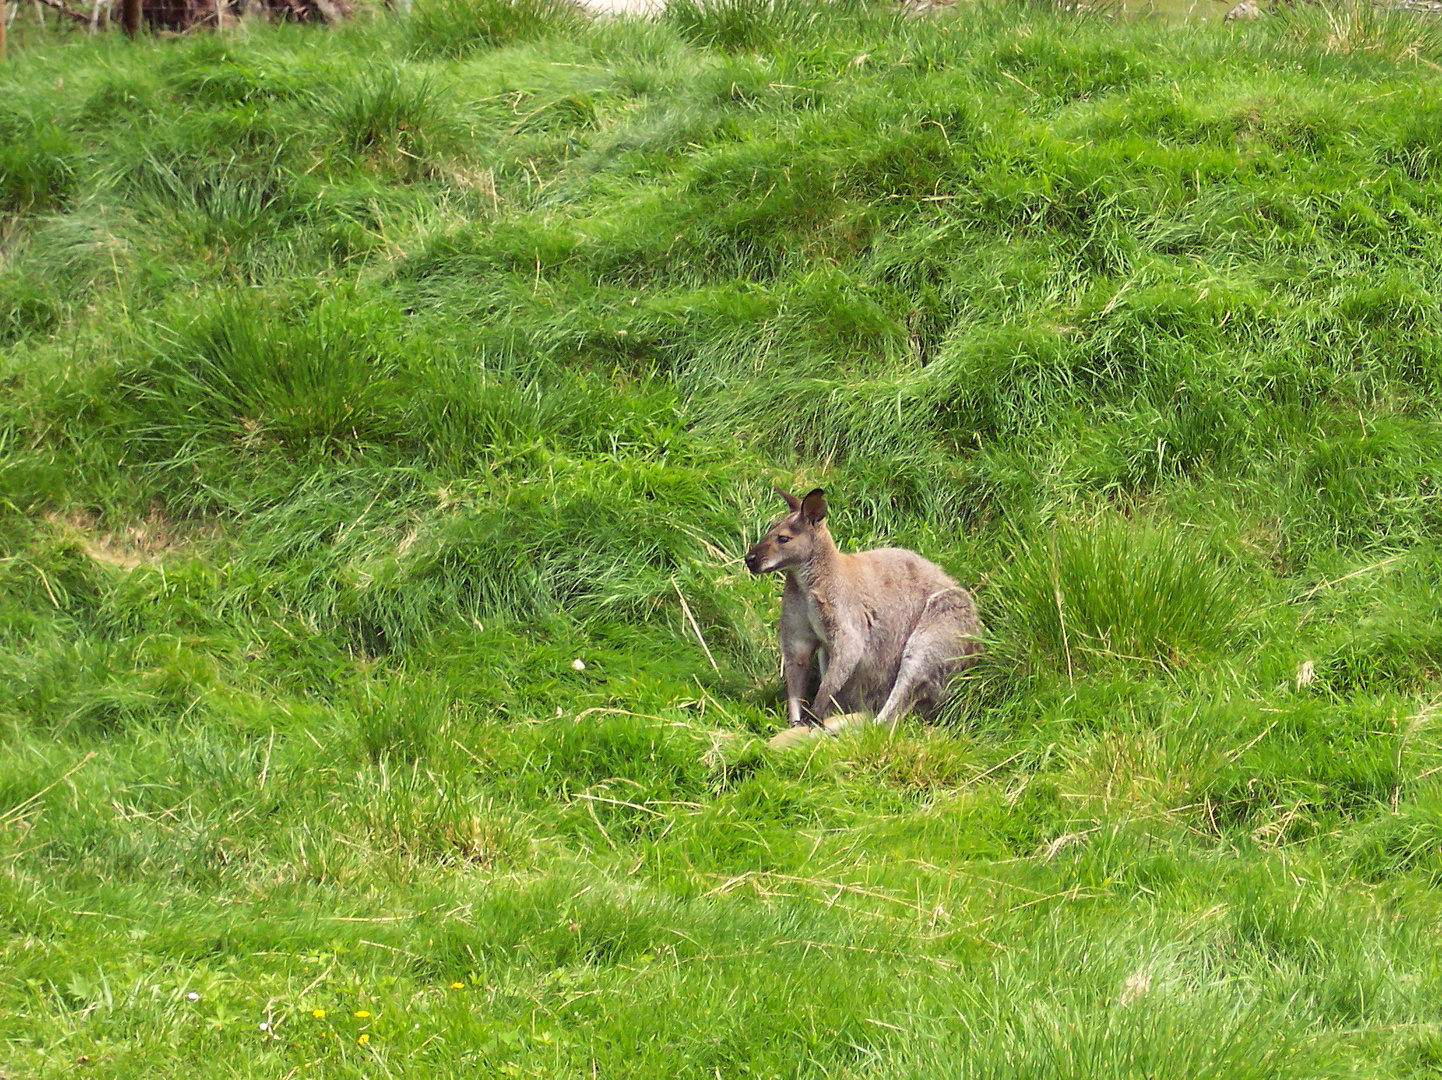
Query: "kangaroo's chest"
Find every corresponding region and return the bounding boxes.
[782,578,832,646]
[804,592,831,645]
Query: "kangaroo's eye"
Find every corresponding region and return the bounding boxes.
[777,535,791,544]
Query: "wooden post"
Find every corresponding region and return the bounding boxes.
[121,0,139,34]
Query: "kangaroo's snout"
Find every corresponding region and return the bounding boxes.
[744,536,784,574]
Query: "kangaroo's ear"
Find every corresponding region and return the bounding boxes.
[774,486,801,513]
[800,488,827,525]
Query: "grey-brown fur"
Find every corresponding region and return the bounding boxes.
[744,487,982,729]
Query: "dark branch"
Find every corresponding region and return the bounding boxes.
[35,0,95,22]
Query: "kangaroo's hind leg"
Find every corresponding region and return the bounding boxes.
[875,626,952,726]
[876,595,982,727]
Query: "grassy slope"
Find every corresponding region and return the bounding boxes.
[5,1,1442,1075]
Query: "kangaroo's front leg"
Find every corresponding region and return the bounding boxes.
[784,639,817,727]
[780,577,824,727]
[811,634,862,722]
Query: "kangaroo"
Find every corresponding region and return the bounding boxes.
[744,487,982,731]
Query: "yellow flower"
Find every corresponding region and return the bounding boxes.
[449,982,465,990]
[354,1010,371,1019]
[357,1033,370,1045]
[311,1009,326,1019]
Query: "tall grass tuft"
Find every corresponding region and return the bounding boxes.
[994,516,1240,673]
[124,292,408,461]
[354,677,446,764]
[0,118,76,213]
[328,68,457,176]
[1345,781,1442,885]
[664,0,882,52]
[406,0,585,59]
[1268,0,1442,65]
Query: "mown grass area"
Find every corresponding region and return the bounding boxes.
[5,0,1442,1075]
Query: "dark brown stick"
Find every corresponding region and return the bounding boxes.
[34,0,91,22]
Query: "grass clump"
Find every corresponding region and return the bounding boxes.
[125,291,410,461]
[0,119,75,213]
[329,68,460,177]
[1346,780,1442,885]
[995,517,1240,674]
[664,0,880,52]
[1268,0,1442,65]
[407,0,585,58]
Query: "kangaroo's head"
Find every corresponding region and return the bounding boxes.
[744,487,828,574]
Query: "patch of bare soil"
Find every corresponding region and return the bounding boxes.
[48,507,206,571]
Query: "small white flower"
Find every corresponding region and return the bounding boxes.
[259,1022,270,1031]
[187,991,200,1001]
[571,658,585,671]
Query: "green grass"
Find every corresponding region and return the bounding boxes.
[5,1,1442,1076]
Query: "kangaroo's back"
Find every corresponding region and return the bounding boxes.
[828,547,976,714]
[844,546,959,607]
